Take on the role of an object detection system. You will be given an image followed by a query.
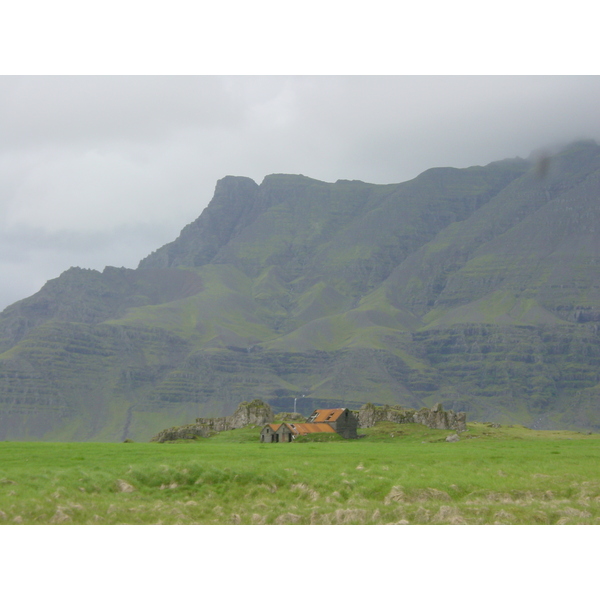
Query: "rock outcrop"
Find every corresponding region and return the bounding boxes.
[151,399,274,442]
[357,402,466,432]
[413,402,467,431]
[150,423,212,443]
[226,398,275,429]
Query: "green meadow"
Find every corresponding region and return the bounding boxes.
[1,423,599,525]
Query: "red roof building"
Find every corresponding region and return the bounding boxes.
[260,407,358,442]
[307,408,358,439]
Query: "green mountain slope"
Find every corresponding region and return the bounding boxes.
[1,141,600,440]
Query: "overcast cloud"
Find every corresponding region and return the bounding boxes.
[1,75,600,310]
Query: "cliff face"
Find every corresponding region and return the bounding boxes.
[2,141,600,441]
[139,176,263,270]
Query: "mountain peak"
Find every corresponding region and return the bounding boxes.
[3,147,600,441]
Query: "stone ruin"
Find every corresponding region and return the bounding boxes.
[151,399,466,442]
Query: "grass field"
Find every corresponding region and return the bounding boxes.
[1,422,599,525]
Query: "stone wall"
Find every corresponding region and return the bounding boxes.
[330,409,359,439]
[357,402,466,432]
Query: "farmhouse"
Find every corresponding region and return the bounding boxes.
[260,407,358,442]
[307,408,358,439]
[260,422,336,442]
[261,423,293,443]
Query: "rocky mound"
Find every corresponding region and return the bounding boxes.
[151,399,274,442]
[357,402,466,431]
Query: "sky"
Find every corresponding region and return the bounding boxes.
[1,75,600,310]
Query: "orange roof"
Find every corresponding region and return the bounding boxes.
[309,408,345,423]
[288,422,335,435]
[264,423,287,432]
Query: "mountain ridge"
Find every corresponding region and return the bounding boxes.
[1,141,599,441]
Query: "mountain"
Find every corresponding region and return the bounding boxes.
[1,140,600,441]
